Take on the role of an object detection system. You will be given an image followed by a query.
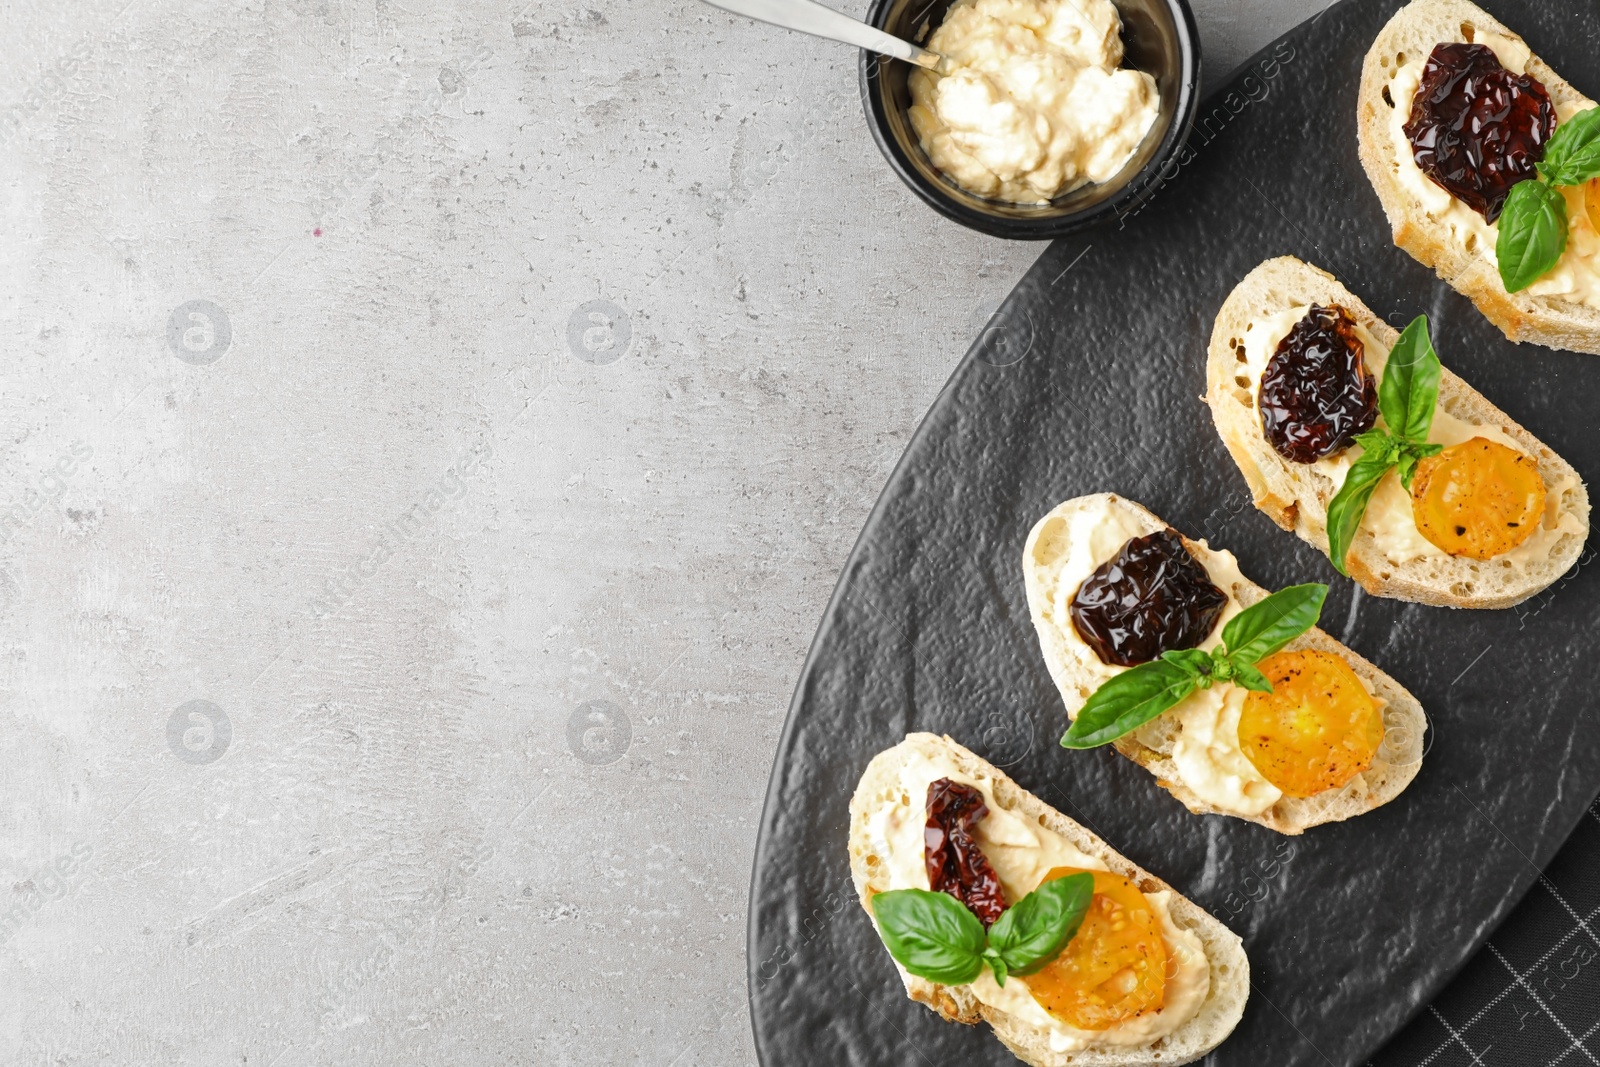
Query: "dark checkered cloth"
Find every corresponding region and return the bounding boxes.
[1373,797,1600,1067]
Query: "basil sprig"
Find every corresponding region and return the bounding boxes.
[1325,316,1444,576]
[1497,107,1600,293]
[1060,583,1328,750]
[1538,107,1600,189]
[872,873,1093,987]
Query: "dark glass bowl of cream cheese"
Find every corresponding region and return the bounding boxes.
[861,0,1201,240]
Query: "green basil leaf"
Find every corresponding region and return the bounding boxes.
[1497,179,1569,293]
[983,948,1009,987]
[1231,661,1273,693]
[1538,107,1600,187]
[1060,658,1202,749]
[988,872,1094,977]
[1219,583,1328,667]
[1377,317,1442,444]
[1325,449,1398,577]
[1395,452,1420,491]
[872,889,986,986]
[1353,428,1396,458]
[1159,647,1214,677]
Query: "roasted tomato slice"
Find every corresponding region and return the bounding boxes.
[1409,437,1545,560]
[1024,867,1167,1030]
[1238,650,1383,798]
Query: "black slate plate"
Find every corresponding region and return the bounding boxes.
[746,1,1600,1066]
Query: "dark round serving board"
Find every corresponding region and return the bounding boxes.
[746,1,1600,1065]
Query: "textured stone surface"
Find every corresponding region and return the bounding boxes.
[749,1,1600,1065]
[0,0,1331,1063]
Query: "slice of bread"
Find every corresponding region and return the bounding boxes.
[1356,0,1600,354]
[848,732,1249,1067]
[1206,256,1589,609]
[1023,493,1427,835]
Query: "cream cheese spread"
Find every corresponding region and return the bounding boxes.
[1383,32,1600,308]
[1240,305,1584,566]
[908,0,1160,204]
[865,747,1210,1051]
[1029,497,1286,816]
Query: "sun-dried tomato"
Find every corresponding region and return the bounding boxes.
[1069,531,1228,667]
[1403,43,1556,223]
[1258,304,1378,464]
[924,778,1007,927]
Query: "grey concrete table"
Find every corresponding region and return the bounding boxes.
[0,0,1331,1062]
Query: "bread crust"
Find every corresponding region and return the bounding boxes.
[848,733,1250,1066]
[1356,0,1600,353]
[1023,494,1427,835]
[1205,256,1590,609]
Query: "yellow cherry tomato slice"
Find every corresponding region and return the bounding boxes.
[1586,178,1600,233]
[1408,437,1545,560]
[1238,650,1383,798]
[1024,867,1167,1030]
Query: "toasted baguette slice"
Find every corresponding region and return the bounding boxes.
[1023,493,1427,835]
[849,733,1249,1067]
[1356,0,1600,353]
[1206,256,1589,608]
